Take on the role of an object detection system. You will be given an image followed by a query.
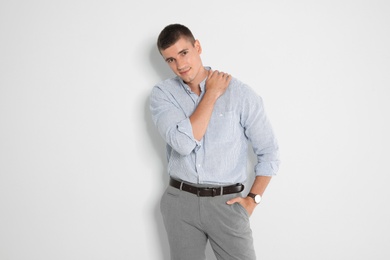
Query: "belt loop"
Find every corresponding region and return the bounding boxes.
[220,186,223,196]
[179,181,184,190]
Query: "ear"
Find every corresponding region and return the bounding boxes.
[194,40,202,54]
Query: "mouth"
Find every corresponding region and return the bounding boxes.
[179,68,191,75]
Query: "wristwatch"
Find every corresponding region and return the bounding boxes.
[247,193,262,204]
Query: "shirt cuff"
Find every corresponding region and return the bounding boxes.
[177,118,202,152]
[254,161,280,177]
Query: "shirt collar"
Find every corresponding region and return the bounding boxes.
[178,66,211,93]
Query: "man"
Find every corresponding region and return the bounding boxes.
[150,24,280,260]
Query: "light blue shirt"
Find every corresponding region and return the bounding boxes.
[150,68,280,185]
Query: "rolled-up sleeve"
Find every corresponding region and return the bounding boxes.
[150,86,201,156]
[240,86,280,176]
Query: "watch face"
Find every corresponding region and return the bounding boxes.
[254,195,261,204]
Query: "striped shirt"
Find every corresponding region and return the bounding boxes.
[150,67,280,185]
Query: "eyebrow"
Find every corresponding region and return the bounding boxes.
[178,49,188,55]
[165,48,189,62]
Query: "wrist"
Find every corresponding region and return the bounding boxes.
[247,193,262,204]
[204,88,220,102]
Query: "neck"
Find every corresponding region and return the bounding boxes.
[186,67,208,92]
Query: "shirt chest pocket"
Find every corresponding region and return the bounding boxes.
[206,111,237,143]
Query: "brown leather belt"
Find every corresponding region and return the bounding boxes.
[169,178,244,197]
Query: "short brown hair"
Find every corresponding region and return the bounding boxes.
[157,24,195,52]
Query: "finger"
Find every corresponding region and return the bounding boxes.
[226,197,242,205]
[207,70,215,79]
[220,72,230,79]
[220,73,229,82]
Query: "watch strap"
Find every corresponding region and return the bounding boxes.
[248,192,261,204]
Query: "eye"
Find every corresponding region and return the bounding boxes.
[181,50,188,56]
[166,58,174,63]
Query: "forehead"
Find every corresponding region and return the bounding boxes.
[160,37,194,58]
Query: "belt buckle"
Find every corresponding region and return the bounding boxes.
[197,187,217,197]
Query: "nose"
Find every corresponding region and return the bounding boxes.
[176,57,185,70]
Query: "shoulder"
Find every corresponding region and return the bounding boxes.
[229,77,260,97]
[151,76,182,94]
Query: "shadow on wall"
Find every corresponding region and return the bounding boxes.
[145,43,171,260]
[149,42,174,81]
[145,43,218,260]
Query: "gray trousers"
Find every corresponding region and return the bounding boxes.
[160,185,257,260]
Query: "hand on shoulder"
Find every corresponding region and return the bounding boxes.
[205,69,232,99]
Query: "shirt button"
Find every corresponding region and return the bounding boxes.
[198,164,201,167]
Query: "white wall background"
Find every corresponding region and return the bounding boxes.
[1,0,389,259]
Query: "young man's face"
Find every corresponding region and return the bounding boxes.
[160,37,205,86]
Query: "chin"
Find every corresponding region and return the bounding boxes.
[185,77,195,84]
[179,75,193,83]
